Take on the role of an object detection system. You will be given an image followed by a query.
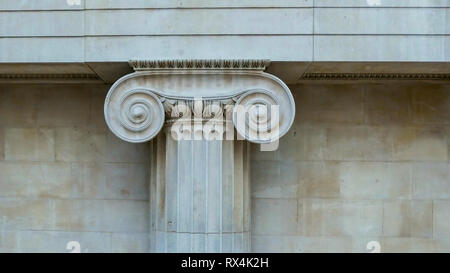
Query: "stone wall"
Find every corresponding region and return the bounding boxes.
[0,84,150,252]
[251,82,450,252]
[0,82,449,252]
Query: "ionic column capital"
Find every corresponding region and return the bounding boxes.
[104,59,295,143]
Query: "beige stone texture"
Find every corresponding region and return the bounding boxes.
[326,126,393,161]
[339,162,412,199]
[55,127,106,162]
[5,128,55,161]
[413,163,450,199]
[111,233,150,253]
[0,82,449,253]
[252,199,298,235]
[392,127,448,162]
[293,84,364,126]
[252,82,450,253]
[302,199,383,237]
[434,201,450,239]
[382,200,433,237]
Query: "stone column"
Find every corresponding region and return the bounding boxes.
[104,60,295,253]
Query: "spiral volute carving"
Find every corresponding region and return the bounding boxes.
[105,88,165,143]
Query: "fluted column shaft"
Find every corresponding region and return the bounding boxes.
[149,131,250,253]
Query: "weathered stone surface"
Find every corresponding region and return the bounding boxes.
[53,199,148,233]
[85,9,313,35]
[111,233,149,253]
[5,128,55,161]
[251,161,298,199]
[339,162,412,199]
[382,200,433,237]
[0,86,37,126]
[37,87,91,126]
[434,201,450,238]
[0,198,53,231]
[17,231,112,253]
[55,127,106,162]
[412,84,450,125]
[293,84,364,125]
[413,163,450,199]
[302,199,383,237]
[71,163,148,200]
[297,161,340,198]
[252,199,298,235]
[315,8,449,34]
[326,126,392,161]
[364,85,413,125]
[392,127,448,161]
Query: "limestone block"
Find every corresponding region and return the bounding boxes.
[0,162,29,197]
[0,162,71,198]
[0,11,83,37]
[0,231,19,252]
[250,143,278,161]
[0,127,4,160]
[89,86,110,128]
[105,131,150,163]
[37,86,91,126]
[85,36,313,62]
[296,236,353,253]
[55,127,106,162]
[296,126,327,161]
[434,201,450,238]
[252,235,354,253]
[0,37,84,62]
[297,161,340,198]
[364,85,413,125]
[85,9,312,35]
[27,162,72,198]
[326,126,392,161]
[53,199,148,233]
[380,238,437,253]
[251,161,298,199]
[412,84,450,125]
[277,126,328,162]
[104,163,148,200]
[0,86,37,126]
[71,163,148,200]
[252,235,298,253]
[0,198,53,231]
[17,231,111,253]
[315,8,448,34]
[382,200,433,237]
[5,128,55,161]
[314,36,448,62]
[392,127,448,161]
[303,199,383,237]
[293,84,363,125]
[315,0,449,7]
[111,233,149,253]
[413,163,450,199]
[252,198,297,235]
[85,0,313,9]
[0,0,84,10]
[339,162,412,199]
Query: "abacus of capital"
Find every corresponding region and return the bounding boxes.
[104,60,295,252]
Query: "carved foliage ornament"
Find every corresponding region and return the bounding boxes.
[104,60,295,144]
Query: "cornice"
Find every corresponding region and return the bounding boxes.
[0,73,101,81]
[301,73,450,81]
[129,59,271,71]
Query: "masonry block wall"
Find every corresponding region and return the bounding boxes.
[0,82,449,252]
[0,84,150,252]
[251,83,450,252]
